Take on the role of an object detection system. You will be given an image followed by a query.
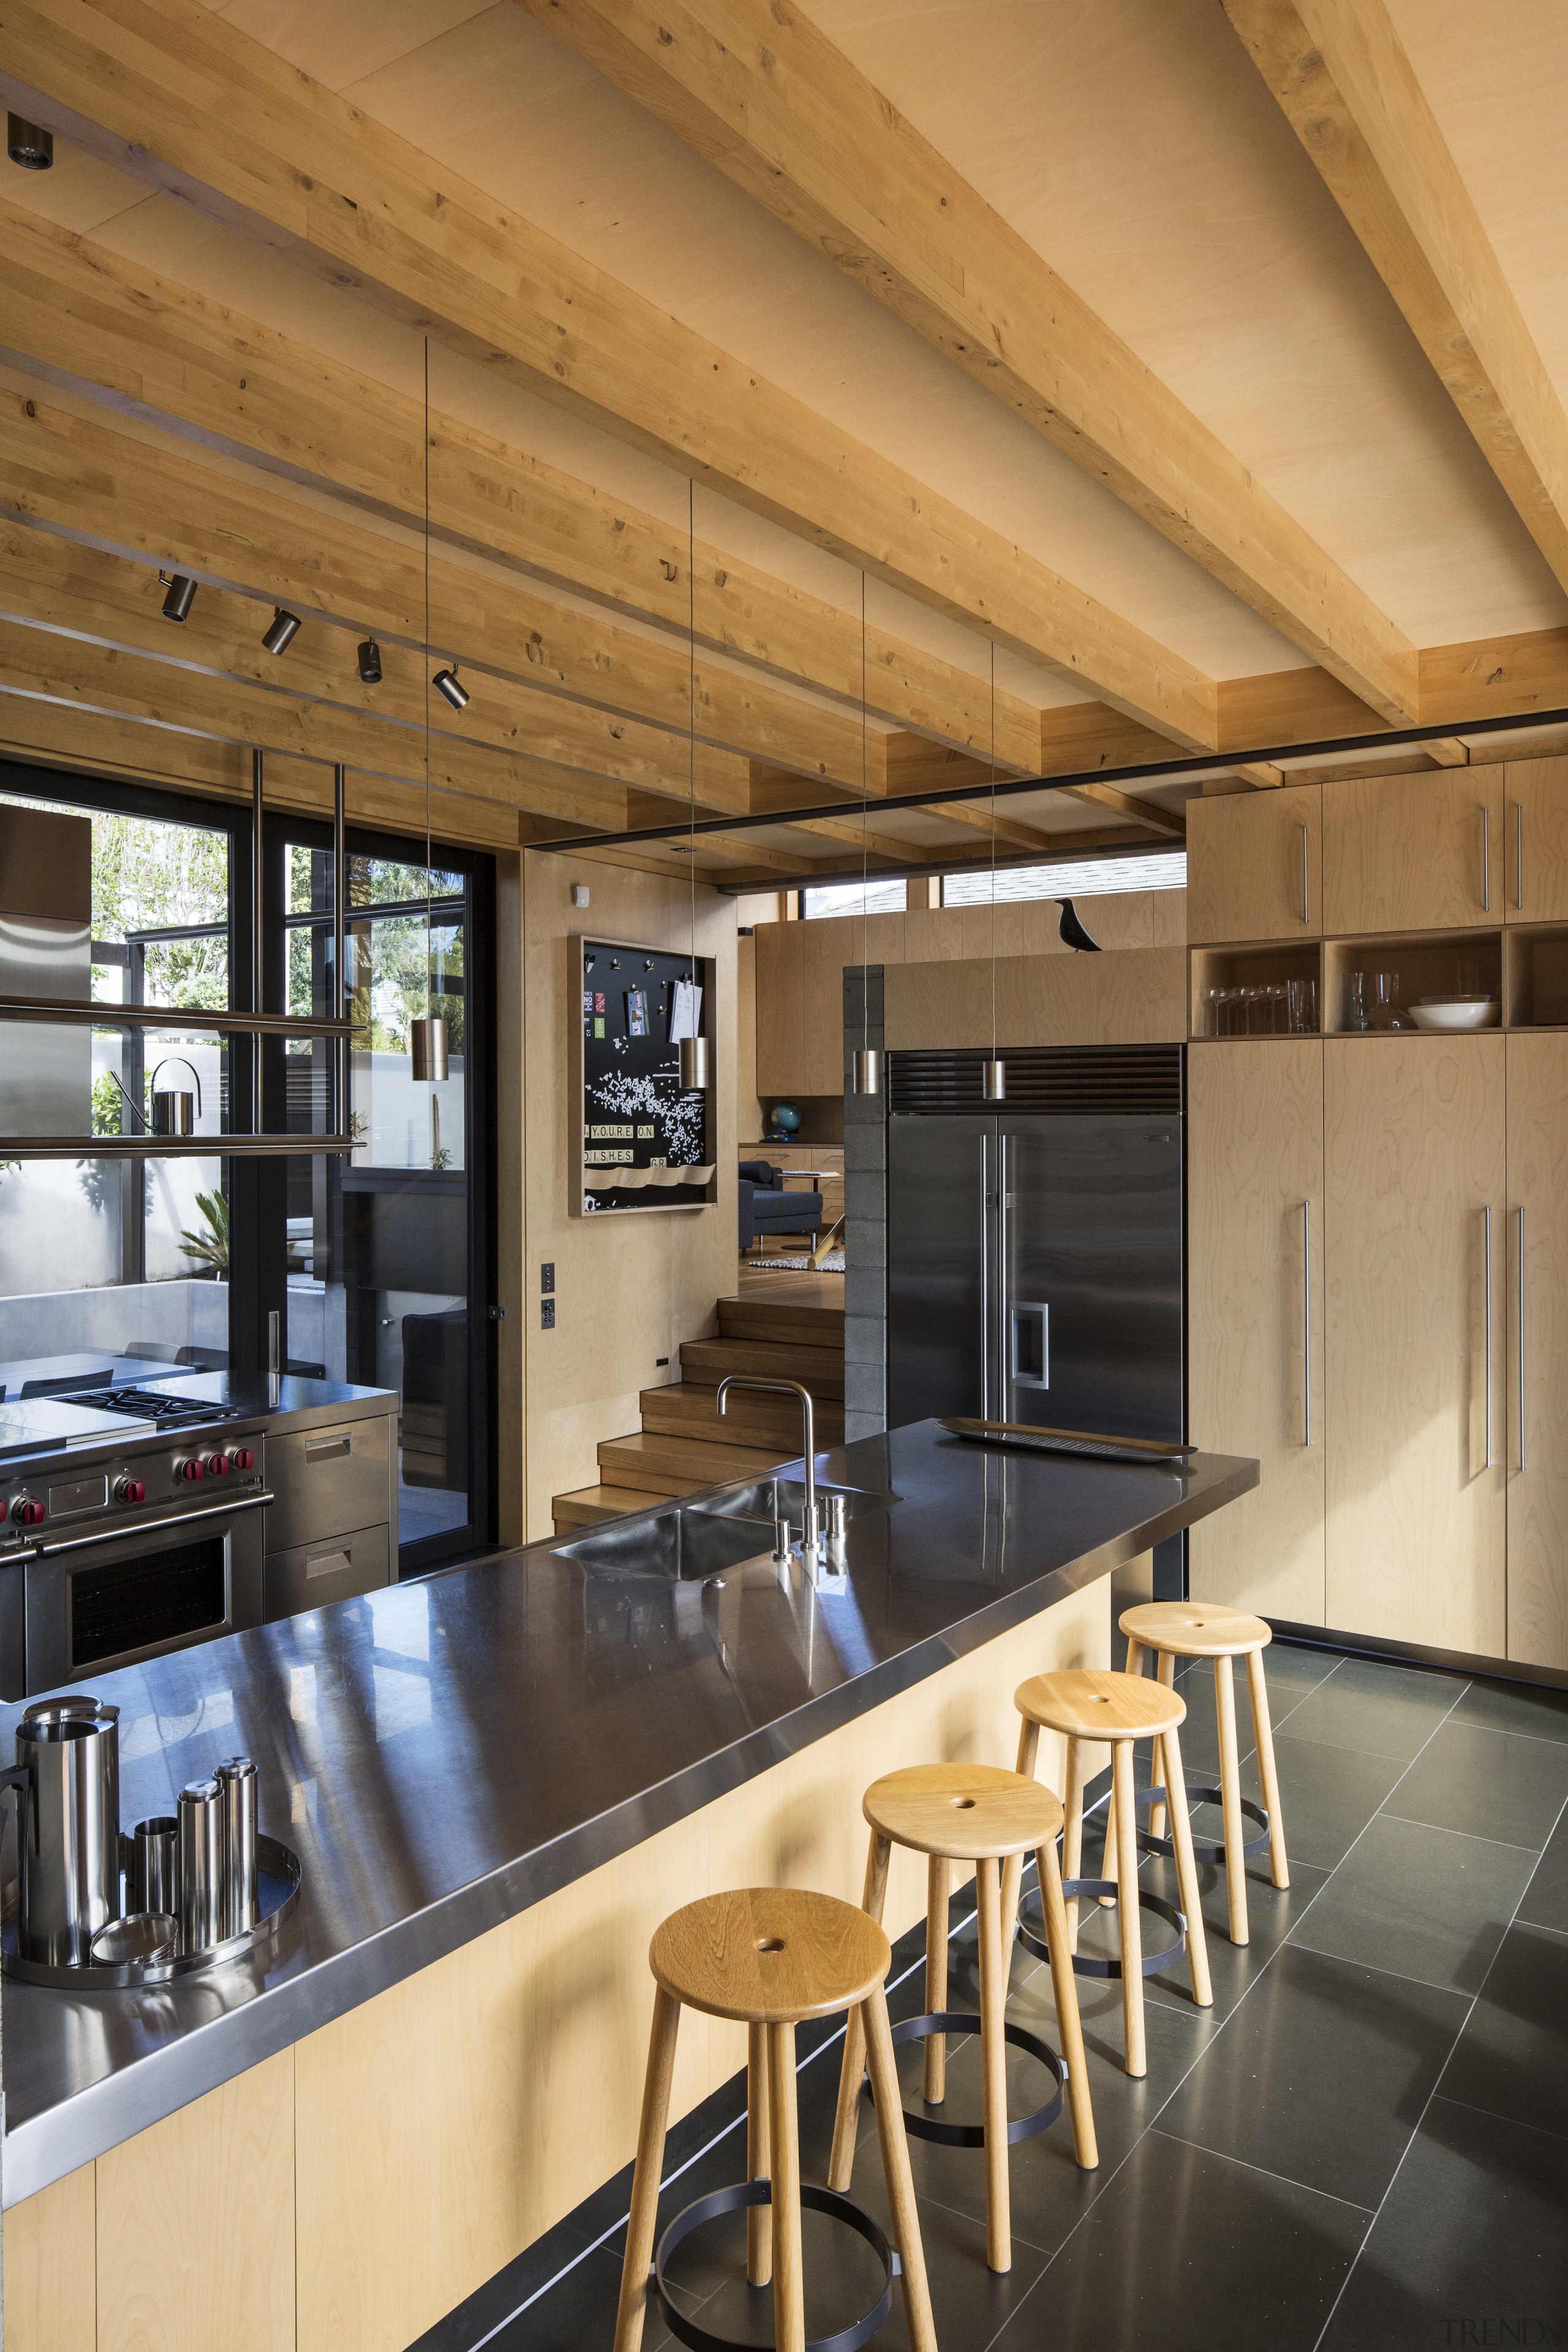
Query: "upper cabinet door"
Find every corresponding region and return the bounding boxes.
[1503,758,1568,924]
[1187,786,1321,944]
[1322,765,1503,936]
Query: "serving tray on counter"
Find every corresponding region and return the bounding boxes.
[1,1833,301,1991]
[937,1417,1196,1466]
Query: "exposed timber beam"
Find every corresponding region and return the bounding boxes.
[0,198,1044,771]
[1223,0,1568,598]
[0,0,1216,744]
[522,0,1419,726]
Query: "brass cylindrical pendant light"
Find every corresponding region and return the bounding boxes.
[679,1035,709,1091]
[854,1047,881,1096]
[981,1058,1006,1102]
[412,1016,448,1083]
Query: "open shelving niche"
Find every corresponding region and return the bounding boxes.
[1191,924,1568,1038]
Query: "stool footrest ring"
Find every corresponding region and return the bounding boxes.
[875,2010,1065,2147]
[654,2178,896,2352]
[1019,1882,1188,1978]
[1135,1784,1270,1865]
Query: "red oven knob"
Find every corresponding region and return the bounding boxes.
[231,1447,254,1472]
[13,1499,45,1526]
[203,1451,230,1477]
[114,1476,146,1505]
[177,1457,205,1482]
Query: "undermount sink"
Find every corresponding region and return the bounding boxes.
[703,1477,897,1526]
[552,1504,777,1581]
[552,1480,897,1581]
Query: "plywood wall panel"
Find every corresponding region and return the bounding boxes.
[2,2164,96,2352]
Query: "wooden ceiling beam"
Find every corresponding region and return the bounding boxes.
[0,615,647,831]
[0,198,1044,774]
[0,0,1216,745]
[1223,0,1568,598]
[521,0,1419,727]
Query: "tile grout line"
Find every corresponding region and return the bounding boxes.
[1148,2125,1377,2217]
[1374,1811,1547,1855]
[978,1664,1475,2352]
[1300,1708,1567,2352]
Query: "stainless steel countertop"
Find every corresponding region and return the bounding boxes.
[0,1420,1255,2203]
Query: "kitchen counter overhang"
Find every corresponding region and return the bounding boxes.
[0,1419,1255,2204]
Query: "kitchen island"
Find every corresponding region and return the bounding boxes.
[0,1420,1254,2352]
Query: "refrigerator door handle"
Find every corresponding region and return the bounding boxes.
[1009,1301,1050,1390]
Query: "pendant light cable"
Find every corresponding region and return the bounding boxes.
[690,478,696,980]
[862,571,869,1055]
[990,639,997,1056]
[425,334,432,1021]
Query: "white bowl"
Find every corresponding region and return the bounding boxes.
[1409,999,1500,1031]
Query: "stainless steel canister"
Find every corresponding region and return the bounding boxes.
[131,1816,179,1917]
[216,1757,258,1935]
[8,1697,121,1966]
[177,1779,225,1953]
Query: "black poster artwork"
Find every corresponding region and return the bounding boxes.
[575,938,715,1214]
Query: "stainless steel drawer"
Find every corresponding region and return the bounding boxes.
[263,1415,391,1552]
[264,1520,390,1621]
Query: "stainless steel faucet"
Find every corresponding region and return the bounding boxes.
[715,1374,821,1571]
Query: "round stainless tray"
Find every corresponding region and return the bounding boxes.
[1,1834,301,1991]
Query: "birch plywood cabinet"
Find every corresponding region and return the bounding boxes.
[1188,1042,1324,1624]
[1322,765,1504,937]
[1186,786,1321,944]
[1324,1038,1506,1657]
[1504,757,1568,924]
[1506,1034,1568,1668]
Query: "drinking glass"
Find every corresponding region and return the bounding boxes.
[1287,978,1317,1034]
[1457,958,1481,998]
[1345,971,1368,1031]
[1204,987,1227,1037]
[1371,971,1406,1030]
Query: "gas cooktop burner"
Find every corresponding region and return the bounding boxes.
[71,1387,245,1432]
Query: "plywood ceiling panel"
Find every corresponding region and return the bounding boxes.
[189,0,1305,680]
[797,0,1567,649]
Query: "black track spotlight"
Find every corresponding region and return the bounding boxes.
[262,607,301,656]
[1057,897,1102,954]
[159,571,197,624]
[432,660,469,712]
[7,115,53,170]
[357,637,383,685]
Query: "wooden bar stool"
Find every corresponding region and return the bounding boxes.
[1118,1600,1290,1947]
[614,1886,937,2352]
[1008,1671,1213,2078]
[828,1763,1098,2278]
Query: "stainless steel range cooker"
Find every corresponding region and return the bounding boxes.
[0,1374,398,1698]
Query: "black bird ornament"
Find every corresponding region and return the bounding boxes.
[1057,898,1101,952]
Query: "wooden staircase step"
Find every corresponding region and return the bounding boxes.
[679,1336,846,1401]
[551,1483,669,1533]
[597,1430,791,1498]
[639,1381,845,1450]
[717,1296,846,1347]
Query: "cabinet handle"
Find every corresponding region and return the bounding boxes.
[1517,1205,1526,1473]
[1300,824,1310,926]
[1302,1198,1311,1449]
[1483,1204,1493,1471]
[1515,802,1525,911]
[1480,806,1491,913]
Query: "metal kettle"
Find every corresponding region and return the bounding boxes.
[149,1055,202,1137]
[1,1697,122,1966]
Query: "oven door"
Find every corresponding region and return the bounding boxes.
[22,1491,269,1694]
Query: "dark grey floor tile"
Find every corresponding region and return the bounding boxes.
[1449,1675,1568,1748]
[1159,1942,1469,2208]
[1273,1656,1465,1762]
[846,1960,1214,2255]
[1139,1727,1408,1877]
[473,2244,635,2351]
[1319,2097,1568,2352]
[1520,1804,1568,1934]
[1262,1642,1349,1695]
[409,2218,601,2352]
[1385,1716,1568,1851]
[1439,1921,1568,2138]
[991,2129,1369,2352]
[1138,1851,1332,2021]
[1288,1814,1537,1993]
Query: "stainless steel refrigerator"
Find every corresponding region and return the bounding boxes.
[886,1047,1185,1443]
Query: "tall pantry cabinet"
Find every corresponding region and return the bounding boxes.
[1187,760,1568,1672]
